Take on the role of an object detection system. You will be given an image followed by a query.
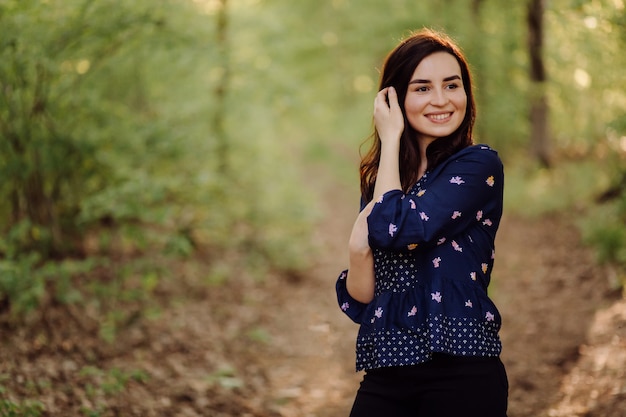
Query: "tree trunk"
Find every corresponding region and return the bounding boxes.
[471,0,483,16]
[213,0,230,174]
[527,0,551,167]
[470,0,485,140]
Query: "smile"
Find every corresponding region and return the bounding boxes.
[428,113,452,121]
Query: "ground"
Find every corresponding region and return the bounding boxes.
[1,175,625,417]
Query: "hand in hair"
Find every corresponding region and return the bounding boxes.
[373,86,404,145]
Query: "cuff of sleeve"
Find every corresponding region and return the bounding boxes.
[335,269,368,323]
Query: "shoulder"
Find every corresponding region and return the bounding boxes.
[442,144,503,171]
[453,144,501,162]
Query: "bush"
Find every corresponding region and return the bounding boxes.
[0,0,317,318]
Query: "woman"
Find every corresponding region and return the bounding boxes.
[336,29,509,417]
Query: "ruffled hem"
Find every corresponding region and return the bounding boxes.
[355,316,502,371]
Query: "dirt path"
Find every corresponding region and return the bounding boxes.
[1,170,624,417]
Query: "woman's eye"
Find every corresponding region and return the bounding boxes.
[415,86,429,92]
[446,83,460,90]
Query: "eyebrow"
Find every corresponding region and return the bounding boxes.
[409,75,461,84]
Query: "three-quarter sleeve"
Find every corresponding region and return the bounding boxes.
[367,146,504,252]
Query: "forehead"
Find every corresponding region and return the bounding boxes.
[411,52,462,80]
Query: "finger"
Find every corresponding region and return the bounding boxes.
[375,88,388,103]
[387,86,401,109]
[373,87,397,113]
[373,89,390,113]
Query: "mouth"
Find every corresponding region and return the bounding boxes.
[427,112,452,121]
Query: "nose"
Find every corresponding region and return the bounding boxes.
[431,87,449,106]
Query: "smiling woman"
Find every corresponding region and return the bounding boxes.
[335,28,509,417]
[404,52,468,154]
[358,30,477,203]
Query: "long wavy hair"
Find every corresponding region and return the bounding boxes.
[360,29,476,202]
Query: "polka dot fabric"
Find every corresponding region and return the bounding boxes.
[336,145,505,371]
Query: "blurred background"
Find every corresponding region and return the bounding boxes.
[1,0,625,416]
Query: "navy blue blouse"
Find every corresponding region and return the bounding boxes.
[336,144,504,371]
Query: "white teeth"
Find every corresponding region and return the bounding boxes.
[430,113,451,120]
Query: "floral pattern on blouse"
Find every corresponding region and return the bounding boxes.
[336,145,505,371]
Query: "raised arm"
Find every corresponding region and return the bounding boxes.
[345,87,405,303]
[367,146,504,252]
[372,86,404,202]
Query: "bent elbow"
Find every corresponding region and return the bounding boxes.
[346,279,374,304]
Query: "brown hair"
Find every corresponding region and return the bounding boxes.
[360,28,476,201]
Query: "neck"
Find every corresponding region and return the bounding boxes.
[417,136,435,178]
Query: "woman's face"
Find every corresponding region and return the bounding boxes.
[403,51,467,146]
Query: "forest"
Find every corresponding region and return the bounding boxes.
[1,0,625,416]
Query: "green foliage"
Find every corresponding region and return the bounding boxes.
[0,0,317,317]
[1,0,625,318]
[207,365,243,390]
[0,364,149,417]
[0,219,97,315]
[584,213,626,265]
[505,154,626,287]
[0,375,44,417]
[0,399,44,417]
[0,0,194,313]
[247,326,272,344]
[580,169,626,287]
[77,365,149,416]
[1,0,166,253]
[546,0,626,153]
[79,366,149,395]
[504,158,612,217]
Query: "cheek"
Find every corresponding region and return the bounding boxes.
[403,96,423,115]
[456,95,468,113]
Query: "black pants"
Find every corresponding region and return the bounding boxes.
[349,354,508,417]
